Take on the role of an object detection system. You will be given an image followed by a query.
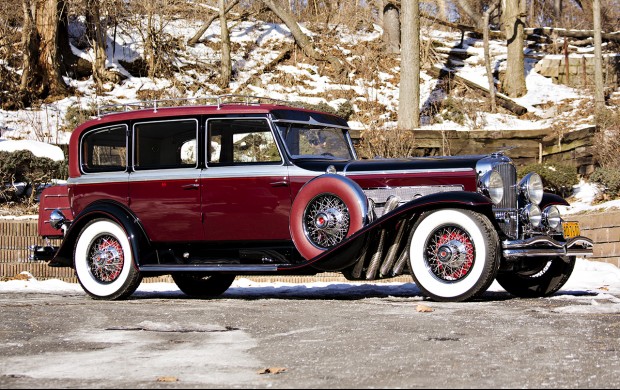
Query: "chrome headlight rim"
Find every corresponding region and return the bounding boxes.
[519,172,544,205]
[521,203,542,228]
[542,205,562,230]
[480,170,504,205]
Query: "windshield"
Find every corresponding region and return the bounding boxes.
[276,123,355,160]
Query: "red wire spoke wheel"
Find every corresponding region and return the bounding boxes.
[290,174,368,260]
[408,209,499,302]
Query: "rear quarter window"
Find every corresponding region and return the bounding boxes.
[80,125,128,173]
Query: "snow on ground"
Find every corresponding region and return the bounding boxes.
[1,259,619,313]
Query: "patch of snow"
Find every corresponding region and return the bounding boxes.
[0,139,65,161]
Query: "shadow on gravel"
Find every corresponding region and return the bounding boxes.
[128,283,600,302]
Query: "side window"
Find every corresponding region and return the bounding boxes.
[81,125,127,173]
[207,119,281,165]
[134,119,197,170]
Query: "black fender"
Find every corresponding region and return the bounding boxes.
[50,201,153,268]
[282,191,496,272]
[540,192,570,208]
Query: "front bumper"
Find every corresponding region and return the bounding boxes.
[502,236,594,259]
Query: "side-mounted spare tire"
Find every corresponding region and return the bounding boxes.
[290,174,369,261]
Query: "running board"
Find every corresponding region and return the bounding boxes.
[140,264,281,273]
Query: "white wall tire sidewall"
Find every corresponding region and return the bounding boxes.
[410,209,488,300]
[75,220,134,298]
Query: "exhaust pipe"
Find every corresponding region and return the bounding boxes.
[379,219,407,278]
[365,196,401,280]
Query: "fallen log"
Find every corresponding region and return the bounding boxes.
[427,65,529,116]
[525,27,620,43]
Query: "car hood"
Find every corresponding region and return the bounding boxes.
[292,155,487,174]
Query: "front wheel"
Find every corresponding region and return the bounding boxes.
[74,219,142,300]
[172,274,236,298]
[496,256,576,298]
[408,209,500,302]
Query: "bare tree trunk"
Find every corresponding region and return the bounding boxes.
[36,0,69,96]
[593,0,605,114]
[87,0,108,92]
[397,0,420,130]
[455,0,482,30]
[383,2,400,54]
[554,0,562,25]
[502,0,527,98]
[484,8,497,113]
[219,0,232,89]
[187,0,239,46]
[20,0,41,99]
[261,0,344,75]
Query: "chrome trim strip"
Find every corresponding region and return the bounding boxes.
[140,264,280,273]
[129,168,201,182]
[204,165,289,178]
[343,167,475,176]
[68,172,129,186]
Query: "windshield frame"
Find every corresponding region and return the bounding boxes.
[273,120,357,161]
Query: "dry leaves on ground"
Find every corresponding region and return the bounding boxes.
[416,304,434,313]
[258,367,287,375]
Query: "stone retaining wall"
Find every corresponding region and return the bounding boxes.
[564,210,620,268]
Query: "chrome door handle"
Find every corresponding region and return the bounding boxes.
[182,184,200,190]
[270,181,289,187]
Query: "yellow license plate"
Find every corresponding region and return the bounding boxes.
[562,221,581,238]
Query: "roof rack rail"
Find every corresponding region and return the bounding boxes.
[96,94,290,118]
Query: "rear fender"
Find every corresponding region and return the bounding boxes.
[284,191,496,271]
[51,201,153,268]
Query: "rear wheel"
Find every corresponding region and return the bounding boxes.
[408,209,499,302]
[172,274,236,298]
[496,256,576,298]
[74,219,142,300]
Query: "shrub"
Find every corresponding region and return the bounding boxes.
[590,168,620,199]
[63,103,98,132]
[593,108,620,169]
[356,127,418,159]
[0,150,68,204]
[518,163,579,198]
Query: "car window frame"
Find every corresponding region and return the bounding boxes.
[205,117,286,168]
[131,118,200,171]
[79,123,129,174]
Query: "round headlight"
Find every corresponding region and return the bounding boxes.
[522,204,542,228]
[519,173,544,205]
[542,205,562,229]
[480,170,504,205]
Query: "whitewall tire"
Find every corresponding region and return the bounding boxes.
[74,219,142,300]
[408,209,499,302]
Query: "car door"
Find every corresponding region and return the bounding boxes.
[202,118,292,242]
[128,118,203,242]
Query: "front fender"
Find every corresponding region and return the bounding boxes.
[51,201,153,268]
[283,191,496,272]
[540,193,570,208]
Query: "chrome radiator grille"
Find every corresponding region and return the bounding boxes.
[364,185,464,217]
[493,162,518,238]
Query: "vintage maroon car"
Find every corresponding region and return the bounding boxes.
[32,96,593,302]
